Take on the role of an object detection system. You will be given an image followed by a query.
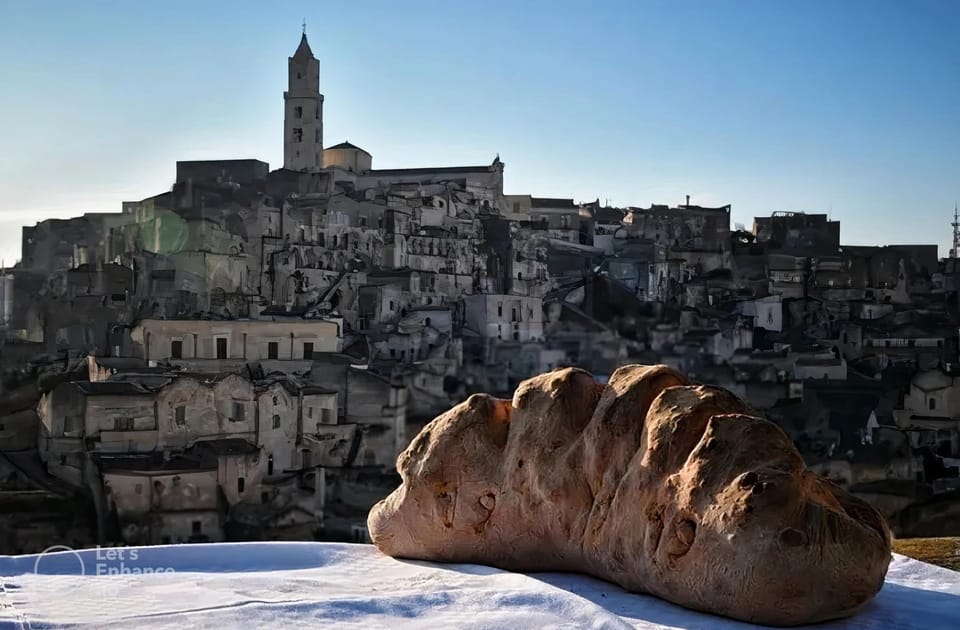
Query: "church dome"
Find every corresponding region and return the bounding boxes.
[323,141,373,173]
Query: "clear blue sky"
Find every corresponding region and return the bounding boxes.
[1,0,958,264]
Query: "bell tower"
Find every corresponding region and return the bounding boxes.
[284,28,323,172]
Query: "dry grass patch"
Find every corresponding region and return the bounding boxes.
[893,537,960,571]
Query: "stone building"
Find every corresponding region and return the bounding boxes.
[894,369,960,457]
[753,211,840,255]
[102,456,222,545]
[463,294,544,342]
[131,318,342,365]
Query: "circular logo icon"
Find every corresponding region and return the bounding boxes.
[33,545,86,576]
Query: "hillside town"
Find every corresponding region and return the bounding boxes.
[1,32,958,554]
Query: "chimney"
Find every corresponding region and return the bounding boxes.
[685,195,690,207]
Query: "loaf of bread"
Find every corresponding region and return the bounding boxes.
[368,365,892,626]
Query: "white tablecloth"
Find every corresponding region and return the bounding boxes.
[1,542,957,628]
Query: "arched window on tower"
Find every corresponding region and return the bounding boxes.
[293,128,303,142]
[295,106,302,119]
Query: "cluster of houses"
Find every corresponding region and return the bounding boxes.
[0,32,958,552]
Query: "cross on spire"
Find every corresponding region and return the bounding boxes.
[302,18,306,35]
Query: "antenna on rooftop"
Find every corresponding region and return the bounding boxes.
[951,203,960,259]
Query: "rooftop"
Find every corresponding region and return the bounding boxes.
[912,369,954,392]
[293,32,314,59]
[326,141,371,156]
[73,381,152,396]
[192,438,259,456]
[531,197,577,209]
[367,163,496,176]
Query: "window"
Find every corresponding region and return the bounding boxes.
[294,105,302,118]
[303,342,314,359]
[321,408,332,424]
[930,398,937,411]
[175,405,186,427]
[497,303,503,317]
[273,414,281,429]
[267,455,274,476]
[511,308,518,322]
[216,337,227,359]
[359,216,367,227]
[302,449,312,468]
[307,407,313,418]
[293,128,303,142]
[315,105,319,119]
[232,402,245,422]
[171,339,182,359]
[315,128,321,143]
[237,477,245,493]
[268,342,279,359]
[114,417,134,431]
[192,521,202,535]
